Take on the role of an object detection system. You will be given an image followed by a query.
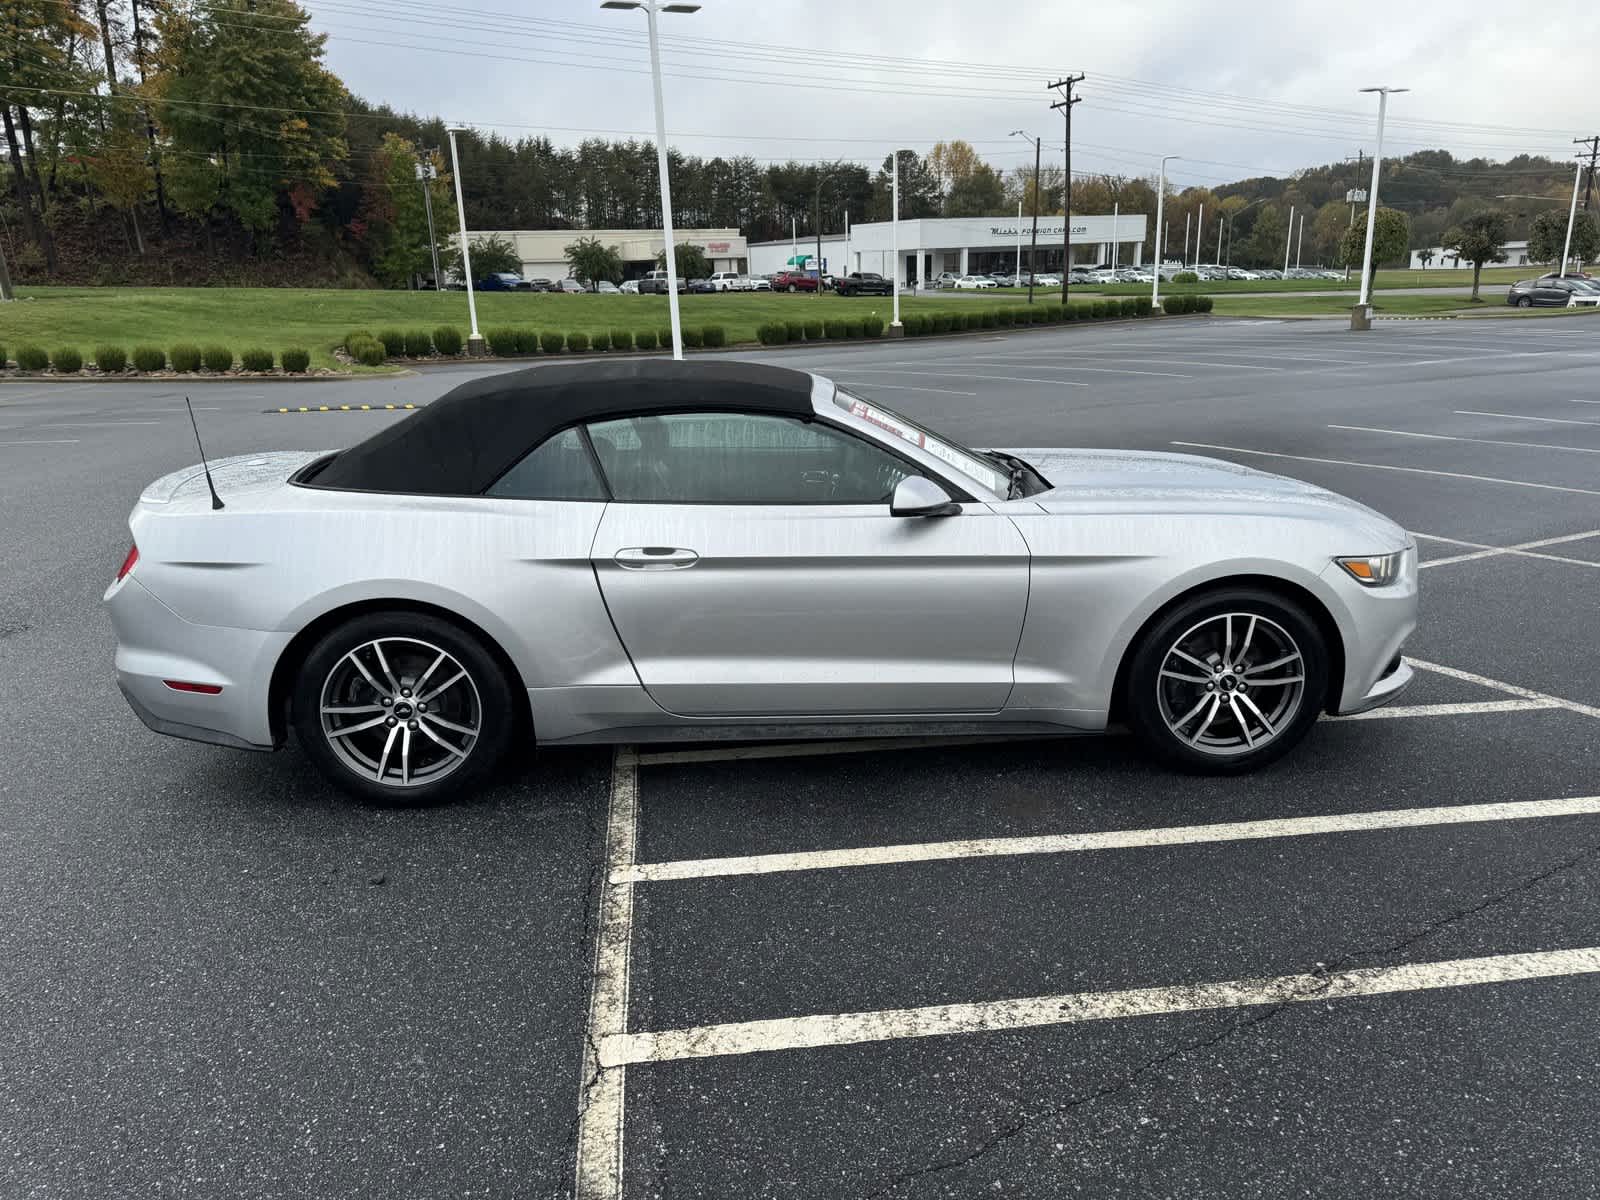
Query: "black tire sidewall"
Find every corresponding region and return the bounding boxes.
[292,611,518,805]
[1124,587,1329,774]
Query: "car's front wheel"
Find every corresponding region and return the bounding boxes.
[1124,588,1329,774]
[1517,296,1533,307]
[292,611,517,804]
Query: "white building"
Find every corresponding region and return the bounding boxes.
[463,227,748,281]
[748,214,1149,284]
[1408,240,1533,270]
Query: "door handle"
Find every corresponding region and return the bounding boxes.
[615,546,699,570]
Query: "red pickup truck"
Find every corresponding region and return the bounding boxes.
[770,270,820,293]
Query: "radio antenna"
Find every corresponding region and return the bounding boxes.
[185,396,225,510]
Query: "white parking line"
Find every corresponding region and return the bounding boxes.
[615,793,1600,885]
[1328,698,1562,720]
[601,946,1600,1067]
[1170,441,1600,498]
[1331,424,1600,456]
[0,438,80,446]
[1410,658,1600,721]
[941,357,1194,379]
[1415,529,1600,571]
[37,420,163,428]
[840,367,1088,388]
[574,748,639,1200]
[837,380,978,396]
[1456,410,1600,428]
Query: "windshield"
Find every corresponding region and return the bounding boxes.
[833,389,1009,495]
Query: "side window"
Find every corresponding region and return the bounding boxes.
[487,428,608,501]
[586,412,914,504]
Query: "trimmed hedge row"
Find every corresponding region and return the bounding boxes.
[2,343,317,374]
[1162,294,1215,315]
[363,324,732,358]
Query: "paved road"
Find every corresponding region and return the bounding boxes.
[3,317,1599,1198]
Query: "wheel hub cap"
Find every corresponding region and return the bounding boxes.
[1155,612,1306,757]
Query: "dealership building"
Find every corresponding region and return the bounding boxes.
[465,227,748,281]
[748,214,1149,283]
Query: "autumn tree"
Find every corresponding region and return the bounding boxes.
[356,134,454,287]
[88,104,153,253]
[1338,207,1411,271]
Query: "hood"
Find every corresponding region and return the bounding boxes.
[1004,446,1405,539]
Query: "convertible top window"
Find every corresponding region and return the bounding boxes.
[833,391,1007,495]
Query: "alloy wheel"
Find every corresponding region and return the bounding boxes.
[1154,612,1306,757]
[319,636,482,787]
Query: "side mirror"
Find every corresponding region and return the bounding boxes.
[890,476,962,518]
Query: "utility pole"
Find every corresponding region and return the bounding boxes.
[416,150,442,291]
[1345,149,1365,281]
[1048,73,1084,300]
[1576,135,1599,211]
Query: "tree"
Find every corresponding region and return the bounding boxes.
[88,106,154,254]
[870,150,939,221]
[1528,209,1600,272]
[1241,204,1288,268]
[565,235,623,284]
[944,164,1005,217]
[444,232,519,278]
[1338,207,1410,271]
[356,135,455,288]
[927,139,984,194]
[655,242,711,278]
[1440,211,1508,299]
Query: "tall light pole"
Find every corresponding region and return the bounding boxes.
[415,151,442,292]
[890,149,903,332]
[1194,203,1204,269]
[603,1,699,359]
[444,126,482,355]
[1014,199,1022,285]
[1283,203,1295,276]
[1223,197,1266,267]
[1296,211,1305,269]
[1561,159,1582,277]
[1152,155,1178,311]
[1356,85,1408,309]
[1011,130,1040,304]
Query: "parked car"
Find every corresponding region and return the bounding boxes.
[527,278,555,292]
[637,269,685,295]
[553,278,586,294]
[107,360,1418,803]
[709,271,746,292]
[835,271,893,297]
[686,278,716,294]
[475,272,529,292]
[593,280,621,295]
[954,275,997,289]
[1566,285,1600,308]
[619,280,640,294]
[1507,276,1599,307]
[926,271,960,289]
[771,270,819,293]
[1034,273,1062,287]
[748,275,772,291]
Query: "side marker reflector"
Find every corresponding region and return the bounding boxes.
[163,680,223,695]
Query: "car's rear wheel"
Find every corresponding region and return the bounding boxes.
[1124,588,1328,774]
[292,612,517,804]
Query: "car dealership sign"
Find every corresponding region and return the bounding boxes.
[990,224,1088,238]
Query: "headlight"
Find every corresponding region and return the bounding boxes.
[1336,551,1406,587]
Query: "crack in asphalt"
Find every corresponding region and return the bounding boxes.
[864,833,1600,1197]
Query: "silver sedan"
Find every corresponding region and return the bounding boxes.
[106,361,1417,803]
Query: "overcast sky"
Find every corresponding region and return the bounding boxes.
[309,0,1599,189]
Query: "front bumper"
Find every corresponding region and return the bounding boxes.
[1320,547,1419,715]
[106,574,289,752]
[1338,656,1414,714]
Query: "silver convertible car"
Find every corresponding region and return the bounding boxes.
[107,360,1416,803]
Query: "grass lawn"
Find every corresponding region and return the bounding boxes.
[1,287,1030,370]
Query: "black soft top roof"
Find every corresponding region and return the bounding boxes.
[310,359,819,495]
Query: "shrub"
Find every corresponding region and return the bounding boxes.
[567,331,590,353]
[956,313,974,331]
[931,313,952,334]
[610,329,634,352]
[377,329,405,358]
[1072,303,1093,321]
[343,330,373,354]
[701,324,727,348]
[680,326,703,349]
[541,331,565,354]
[994,308,1013,328]
[844,320,864,338]
[349,336,386,367]
[403,329,433,357]
[658,327,673,349]
[201,344,233,373]
[590,330,612,352]
[1089,300,1108,319]
[803,319,823,340]
[1174,271,1199,284]
[281,348,311,373]
[1194,295,1215,313]
[784,320,805,341]
[0,343,5,368]
[170,343,202,372]
[863,316,884,337]
[1116,298,1138,318]
[513,329,540,355]
[824,319,848,340]
[240,348,275,372]
[1134,296,1153,317]
[94,346,127,373]
[1032,306,1051,324]
[756,321,788,345]
[132,346,165,372]
[1012,307,1032,326]
[1164,295,1191,315]
[634,328,658,351]
[1045,304,1065,323]
[486,328,518,356]
[432,326,463,356]
[51,346,83,373]
[979,310,996,329]
[16,345,48,371]
[1060,303,1078,321]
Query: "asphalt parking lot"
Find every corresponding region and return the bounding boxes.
[4,314,1599,1198]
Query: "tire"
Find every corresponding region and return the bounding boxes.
[1123,587,1329,774]
[292,611,518,805]
[786,284,797,293]
[1517,296,1532,308]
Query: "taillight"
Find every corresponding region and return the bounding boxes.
[115,543,139,583]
